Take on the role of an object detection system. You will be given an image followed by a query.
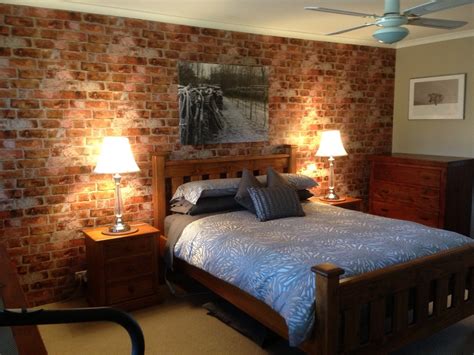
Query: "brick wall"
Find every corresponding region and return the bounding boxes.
[0,4,395,306]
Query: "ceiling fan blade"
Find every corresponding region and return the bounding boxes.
[305,6,378,18]
[408,17,468,29]
[403,0,474,17]
[326,23,376,35]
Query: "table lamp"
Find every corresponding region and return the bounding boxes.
[315,130,347,201]
[94,137,140,235]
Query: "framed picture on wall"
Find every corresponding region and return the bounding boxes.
[177,62,269,145]
[408,74,466,120]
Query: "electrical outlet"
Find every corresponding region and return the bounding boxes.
[75,270,87,283]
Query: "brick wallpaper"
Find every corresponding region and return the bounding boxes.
[0,4,395,305]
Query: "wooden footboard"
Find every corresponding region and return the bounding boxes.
[311,244,474,355]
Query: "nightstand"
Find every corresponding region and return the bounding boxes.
[310,196,363,212]
[83,223,160,310]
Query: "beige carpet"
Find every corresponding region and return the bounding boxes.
[38,287,474,355]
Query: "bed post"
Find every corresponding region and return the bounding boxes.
[284,144,298,173]
[311,263,344,355]
[151,152,168,232]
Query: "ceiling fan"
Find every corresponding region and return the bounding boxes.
[305,0,473,44]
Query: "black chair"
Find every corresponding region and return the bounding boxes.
[0,307,145,355]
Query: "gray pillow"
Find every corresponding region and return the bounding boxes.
[170,173,317,204]
[234,169,263,214]
[280,174,318,190]
[170,178,240,204]
[248,185,305,222]
[170,199,195,214]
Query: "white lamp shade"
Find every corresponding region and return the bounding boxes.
[94,137,140,174]
[315,130,348,157]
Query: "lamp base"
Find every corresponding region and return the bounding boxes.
[102,224,138,236]
[320,192,345,202]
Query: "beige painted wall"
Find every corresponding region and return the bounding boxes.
[393,37,474,157]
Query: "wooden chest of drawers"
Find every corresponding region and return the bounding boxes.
[83,223,160,310]
[369,154,474,236]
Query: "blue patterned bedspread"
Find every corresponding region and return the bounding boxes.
[174,202,473,346]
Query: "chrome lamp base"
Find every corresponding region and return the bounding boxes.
[320,156,345,202]
[320,190,346,202]
[102,222,138,236]
[101,173,138,236]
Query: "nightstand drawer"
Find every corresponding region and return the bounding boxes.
[105,254,153,281]
[373,163,441,188]
[103,236,152,260]
[107,276,154,304]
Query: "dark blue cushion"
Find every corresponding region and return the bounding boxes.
[234,168,263,214]
[297,189,314,200]
[189,196,244,215]
[266,166,291,188]
[248,186,305,222]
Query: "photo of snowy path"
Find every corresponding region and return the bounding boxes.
[206,97,267,144]
[178,62,268,145]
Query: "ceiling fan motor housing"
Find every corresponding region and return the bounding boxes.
[375,0,409,44]
[376,15,408,28]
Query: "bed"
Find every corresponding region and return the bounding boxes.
[151,145,474,355]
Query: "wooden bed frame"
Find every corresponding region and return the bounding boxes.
[151,145,474,355]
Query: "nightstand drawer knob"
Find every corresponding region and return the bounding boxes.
[128,285,135,294]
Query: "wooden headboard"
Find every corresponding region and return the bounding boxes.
[151,145,297,231]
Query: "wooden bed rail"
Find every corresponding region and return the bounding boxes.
[309,244,474,355]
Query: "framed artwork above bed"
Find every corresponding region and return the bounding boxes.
[178,62,269,145]
[408,73,466,120]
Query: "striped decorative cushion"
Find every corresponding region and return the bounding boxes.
[248,186,305,222]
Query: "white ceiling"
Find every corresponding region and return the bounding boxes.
[7,0,474,48]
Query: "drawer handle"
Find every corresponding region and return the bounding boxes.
[128,285,135,294]
[381,208,389,212]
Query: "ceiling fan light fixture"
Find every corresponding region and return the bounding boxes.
[372,26,409,43]
[306,0,470,44]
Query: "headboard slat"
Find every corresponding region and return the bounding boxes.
[171,177,183,195]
